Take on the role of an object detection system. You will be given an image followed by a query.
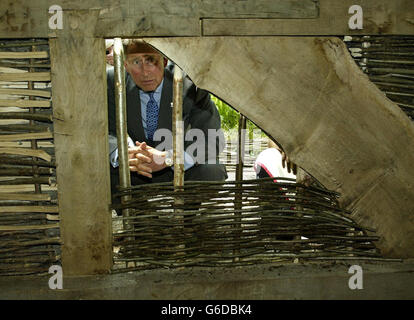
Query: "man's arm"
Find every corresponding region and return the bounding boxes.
[109,135,135,168]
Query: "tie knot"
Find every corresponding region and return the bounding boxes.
[148,92,155,100]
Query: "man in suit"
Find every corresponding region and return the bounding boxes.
[107,40,227,194]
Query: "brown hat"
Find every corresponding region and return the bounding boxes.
[123,39,160,55]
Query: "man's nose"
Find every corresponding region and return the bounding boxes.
[133,67,148,78]
[141,63,152,75]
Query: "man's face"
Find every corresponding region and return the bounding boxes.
[125,53,165,92]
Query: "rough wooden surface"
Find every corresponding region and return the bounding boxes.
[145,37,414,258]
[1,260,414,299]
[0,0,412,38]
[50,11,112,275]
[203,0,414,36]
[0,99,51,108]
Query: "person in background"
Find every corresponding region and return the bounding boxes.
[254,139,297,181]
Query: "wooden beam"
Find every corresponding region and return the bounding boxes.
[198,0,318,18]
[0,0,411,38]
[145,37,414,258]
[96,0,319,37]
[203,0,414,36]
[49,10,112,275]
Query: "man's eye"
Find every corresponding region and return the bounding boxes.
[147,57,158,65]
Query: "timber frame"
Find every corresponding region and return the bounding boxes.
[0,0,413,275]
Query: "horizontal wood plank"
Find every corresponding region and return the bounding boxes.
[0,147,52,162]
[0,193,51,201]
[0,51,48,59]
[0,223,59,231]
[202,0,414,36]
[0,89,51,98]
[46,214,60,221]
[0,185,57,193]
[0,205,59,213]
[198,0,318,18]
[0,112,52,122]
[0,141,54,149]
[0,99,50,108]
[0,72,51,82]
[0,0,412,37]
[0,132,53,141]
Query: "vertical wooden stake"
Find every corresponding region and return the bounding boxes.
[172,65,185,248]
[172,66,184,189]
[234,113,246,262]
[49,11,112,275]
[113,38,135,268]
[113,38,132,223]
[236,114,246,182]
[28,44,41,195]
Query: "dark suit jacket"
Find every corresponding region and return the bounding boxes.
[107,64,226,183]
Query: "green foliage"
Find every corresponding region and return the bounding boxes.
[211,95,265,138]
[211,96,239,131]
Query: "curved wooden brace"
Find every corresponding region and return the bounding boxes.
[145,36,414,258]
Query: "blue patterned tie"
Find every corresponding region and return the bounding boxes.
[146,92,159,140]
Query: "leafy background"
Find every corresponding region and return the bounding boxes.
[211,95,266,143]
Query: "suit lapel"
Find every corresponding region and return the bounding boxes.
[126,74,146,142]
[157,69,173,135]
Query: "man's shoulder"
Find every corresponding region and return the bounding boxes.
[164,63,196,91]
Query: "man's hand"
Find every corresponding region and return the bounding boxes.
[128,141,168,178]
[281,150,297,175]
[128,142,153,178]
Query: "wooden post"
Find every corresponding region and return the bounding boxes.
[28,44,41,195]
[113,38,132,223]
[49,11,112,275]
[172,66,184,188]
[172,65,185,247]
[234,113,246,261]
[113,38,135,268]
[235,114,246,181]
